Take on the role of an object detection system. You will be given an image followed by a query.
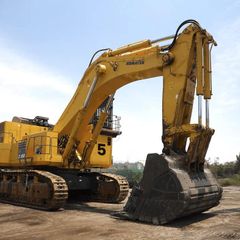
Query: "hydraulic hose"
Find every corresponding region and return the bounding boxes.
[88,48,111,66]
[162,19,202,51]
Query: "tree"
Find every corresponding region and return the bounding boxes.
[235,153,240,173]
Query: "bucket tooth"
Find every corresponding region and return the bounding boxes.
[123,153,222,225]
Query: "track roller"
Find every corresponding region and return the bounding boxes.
[0,170,68,210]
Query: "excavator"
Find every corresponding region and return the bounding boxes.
[0,19,222,224]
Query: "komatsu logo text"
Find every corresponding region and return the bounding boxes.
[126,59,144,65]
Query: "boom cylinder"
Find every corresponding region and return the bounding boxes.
[83,76,98,108]
[63,66,105,163]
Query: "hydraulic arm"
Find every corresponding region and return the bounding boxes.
[0,20,222,224]
[54,20,216,172]
[53,19,222,224]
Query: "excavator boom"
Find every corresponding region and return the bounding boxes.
[53,20,216,171]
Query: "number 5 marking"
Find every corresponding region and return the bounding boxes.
[98,143,106,155]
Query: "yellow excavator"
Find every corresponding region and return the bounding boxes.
[0,19,222,224]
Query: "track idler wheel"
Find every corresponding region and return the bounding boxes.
[123,153,222,225]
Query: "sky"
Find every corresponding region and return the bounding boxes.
[0,0,240,163]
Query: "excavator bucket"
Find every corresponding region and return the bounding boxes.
[123,153,222,225]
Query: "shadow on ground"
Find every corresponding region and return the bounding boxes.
[65,201,117,215]
[112,211,217,228]
[65,200,222,228]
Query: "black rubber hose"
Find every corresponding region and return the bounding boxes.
[88,48,111,66]
[88,20,201,65]
[162,19,202,51]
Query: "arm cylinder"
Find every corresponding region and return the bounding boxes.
[109,40,151,56]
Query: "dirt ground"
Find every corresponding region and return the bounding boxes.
[0,186,239,240]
